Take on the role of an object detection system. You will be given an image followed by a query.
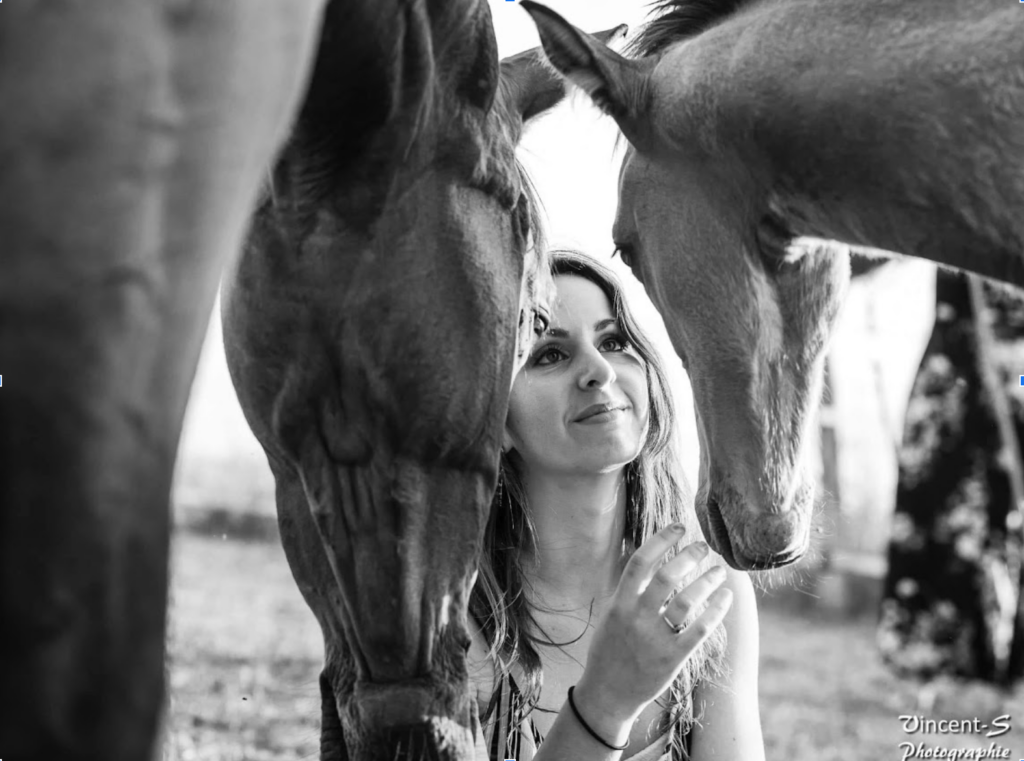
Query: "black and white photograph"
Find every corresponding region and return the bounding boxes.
[2,1,1024,760]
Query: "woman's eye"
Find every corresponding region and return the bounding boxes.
[600,335,629,352]
[534,346,566,366]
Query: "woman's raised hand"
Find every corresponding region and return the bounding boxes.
[573,524,733,736]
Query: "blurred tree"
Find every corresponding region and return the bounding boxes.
[879,272,1024,684]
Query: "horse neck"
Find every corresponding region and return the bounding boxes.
[691,0,1024,285]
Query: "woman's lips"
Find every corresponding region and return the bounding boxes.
[575,407,626,424]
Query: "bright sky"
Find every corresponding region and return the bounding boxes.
[175,2,704,504]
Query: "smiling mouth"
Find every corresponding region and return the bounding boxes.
[576,409,625,425]
[574,404,628,423]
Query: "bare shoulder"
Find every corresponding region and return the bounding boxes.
[717,562,760,664]
[466,614,497,713]
[722,566,758,626]
[687,560,765,761]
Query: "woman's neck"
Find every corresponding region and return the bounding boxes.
[521,467,630,610]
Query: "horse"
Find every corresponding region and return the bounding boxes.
[522,0,1024,572]
[0,2,325,759]
[220,5,631,760]
[0,0,615,757]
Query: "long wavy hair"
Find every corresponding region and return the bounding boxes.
[469,249,727,759]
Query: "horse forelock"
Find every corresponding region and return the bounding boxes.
[283,0,505,220]
[628,0,762,57]
[432,0,502,107]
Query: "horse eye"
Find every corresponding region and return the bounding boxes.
[533,309,549,336]
[756,211,799,270]
[613,244,635,268]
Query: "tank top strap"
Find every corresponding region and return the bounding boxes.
[487,669,542,761]
[489,668,512,761]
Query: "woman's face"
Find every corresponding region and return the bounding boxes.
[506,274,650,476]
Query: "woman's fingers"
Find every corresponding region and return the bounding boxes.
[661,565,729,631]
[672,586,733,653]
[618,523,690,598]
[639,540,710,611]
[582,547,733,721]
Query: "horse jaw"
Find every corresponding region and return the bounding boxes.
[685,244,849,570]
[692,386,818,571]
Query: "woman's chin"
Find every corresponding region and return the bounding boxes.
[571,444,644,474]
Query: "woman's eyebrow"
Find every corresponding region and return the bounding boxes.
[544,318,617,339]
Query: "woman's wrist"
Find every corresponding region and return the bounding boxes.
[569,676,640,747]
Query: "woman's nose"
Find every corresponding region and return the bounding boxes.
[577,347,616,389]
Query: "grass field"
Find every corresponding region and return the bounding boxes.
[163,531,1024,761]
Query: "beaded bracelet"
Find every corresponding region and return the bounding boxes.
[566,685,630,752]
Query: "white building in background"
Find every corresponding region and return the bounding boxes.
[827,260,936,581]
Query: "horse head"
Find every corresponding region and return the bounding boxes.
[523,1,851,571]
[223,2,623,757]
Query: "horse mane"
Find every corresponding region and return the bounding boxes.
[628,0,758,57]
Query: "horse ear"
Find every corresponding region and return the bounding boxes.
[520,1,654,151]
[500,22,629,127]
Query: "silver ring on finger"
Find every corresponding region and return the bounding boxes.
[662,613,685,635]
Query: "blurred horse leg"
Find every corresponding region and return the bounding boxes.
[0,2,323,758]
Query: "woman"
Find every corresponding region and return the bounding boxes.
[468,250,764,761]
